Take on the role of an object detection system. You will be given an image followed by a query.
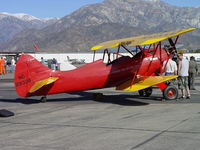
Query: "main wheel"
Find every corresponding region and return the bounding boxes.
[163,85,178,100]
[138,87,153,97]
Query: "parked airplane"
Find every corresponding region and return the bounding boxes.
[14,28,196,102]
[67,56,85,65]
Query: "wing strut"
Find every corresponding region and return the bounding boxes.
[121,45,134,56]
[145,42,161,76]
[162,36,179,74]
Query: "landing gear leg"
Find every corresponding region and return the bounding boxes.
[138,87,153,97]
[40,96,47,103]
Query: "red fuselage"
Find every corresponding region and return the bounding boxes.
[15,49,169,97]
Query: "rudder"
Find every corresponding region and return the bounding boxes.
[14,54,52,97]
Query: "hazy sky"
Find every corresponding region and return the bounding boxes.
[0,0,200,18]
[163,0,200,7]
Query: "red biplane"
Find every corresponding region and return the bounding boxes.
[14,28,196,102]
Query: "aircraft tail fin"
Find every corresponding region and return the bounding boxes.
[14,54,58,97]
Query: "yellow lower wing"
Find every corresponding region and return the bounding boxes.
[116,76,177,91]
[29,77,59,93]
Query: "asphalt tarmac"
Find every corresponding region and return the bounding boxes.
[1,76,200,150]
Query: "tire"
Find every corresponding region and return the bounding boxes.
[163,85,178,100]
[138,90,144,96]
[138,87,153,97]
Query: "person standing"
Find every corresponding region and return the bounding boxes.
[4,57,7,74]
[11,57,16,73]
[0,57,6,75]
[51,58,57,70]
[188,56,198,90]
[177,53,190,99]
[163,58,178,76]
[0,57,2,75]
[1,57,6,75]
[40,57,45,65]
[163,57,178,85]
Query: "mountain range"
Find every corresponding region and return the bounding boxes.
[0,12,58,44]
[0,0,200,52]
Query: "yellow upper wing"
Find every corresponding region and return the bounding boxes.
[91,28,196,50]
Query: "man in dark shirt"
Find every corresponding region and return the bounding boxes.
[189,56,198,90]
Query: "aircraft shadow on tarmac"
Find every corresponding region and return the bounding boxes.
[0,98,40,105]
[0,91,167,106]
[65,91,150,106]
[92,95,149,106]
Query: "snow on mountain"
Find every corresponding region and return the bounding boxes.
[0,12,57,22]
[0,12,59,43]
[12,13,40,21]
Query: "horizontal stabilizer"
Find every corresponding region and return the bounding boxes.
[116,76,177,91]
[29,77,59,93]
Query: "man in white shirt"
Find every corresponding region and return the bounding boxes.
[177,53,190,99]
[163,58,177,76]
[163,57,178,86]
[11,57,15,73]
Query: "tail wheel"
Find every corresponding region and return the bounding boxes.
[163,85,178,100]
[40,96,47,103]
[138,87,153,97]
